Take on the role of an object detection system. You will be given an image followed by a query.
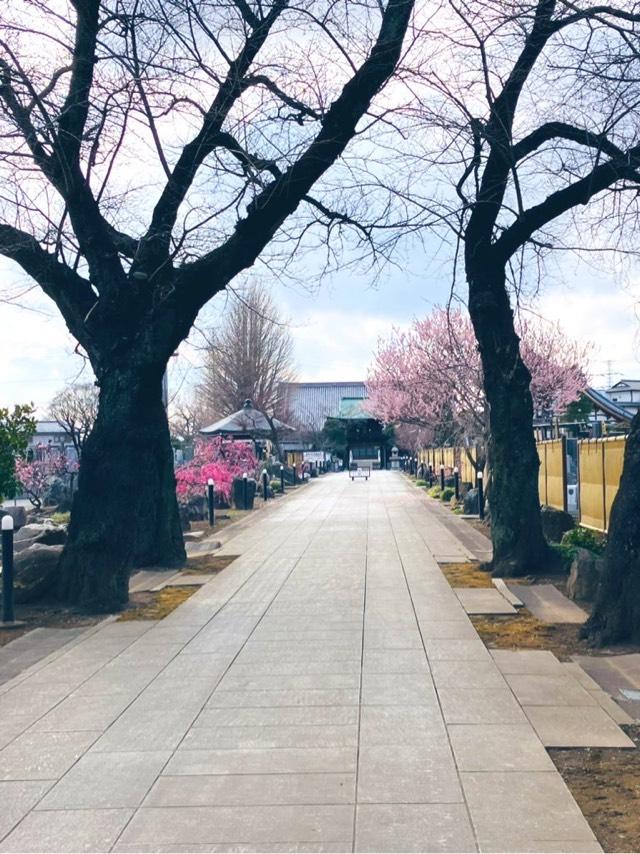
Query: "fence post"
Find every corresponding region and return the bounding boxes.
[454,467,459,501]
[561,435,568,513]
[262,470,269,502]
[1,516,15,624]
[207,478,215,527]
[440,465,445,491]
[477,471,485,520]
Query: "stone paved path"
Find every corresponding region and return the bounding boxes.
[0,473,601,852]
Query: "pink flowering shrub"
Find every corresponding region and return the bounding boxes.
[15,451,78,509]
[175,437,258,503]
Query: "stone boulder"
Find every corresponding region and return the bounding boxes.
[463,488,479,515]
[567,547,605,602]
[541,506,575,543]
[13,543,63,603]
[0,506,28,530]
[14,523,67,554]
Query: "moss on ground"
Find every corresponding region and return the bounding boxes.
[117,586,197,621]
[183,554,238,574]
[440,562,493,588]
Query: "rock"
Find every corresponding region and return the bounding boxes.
[540,505,575,543]
[13,543,63,603]
[14,523,66,551]
[463,488,479,514]
[567,547,605,602]
[0,506,27,529]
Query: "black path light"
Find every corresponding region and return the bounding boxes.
[207,478,215,527]
[1,516,16,625]
[243,472,248,510]
[477,470,485,520]
[280,465,285,494]
[454,467,460,501]
[440,465,445,491]
[262,470,269,502]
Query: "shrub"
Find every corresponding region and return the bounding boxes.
[50,511,71,525]
[270,479,282,493]
[428,485,441,498]
[561,526,607,555]
[415,479,427,487]
[440,487,455,502]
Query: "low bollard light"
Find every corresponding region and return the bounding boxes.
[280,465,285,494]
[477,471,485,520]
[1,516,15,624]
[207,478,215,527]
[453,467,460,501]
[440,465,445,491]
[262,470,269,502]
[242,472,248,510]
[428,465,433,487]
[293,464,297,486]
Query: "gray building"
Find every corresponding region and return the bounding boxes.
[280,382,368,433]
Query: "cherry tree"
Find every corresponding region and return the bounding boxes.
[368,307,589,465]
[0,0,415,610]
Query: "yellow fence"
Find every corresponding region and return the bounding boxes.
[420,436,627,532]
[578,437,625,531]
[417,446,480,484]
[537,438,567,512]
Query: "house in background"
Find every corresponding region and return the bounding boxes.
[605,379,640,417]
[28,421,78,462]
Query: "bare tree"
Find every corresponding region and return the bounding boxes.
[49,383,99,458]
[0,0,414,610]
[397,1,640,590]
[168,394,215,445]
[199,286,295,422]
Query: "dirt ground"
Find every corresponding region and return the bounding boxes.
[0,603,102,647]
[470,610,596,660]
[551,725,640,853]
[441,562,493,588]
[117,586,198,621]
[181,553,238,574]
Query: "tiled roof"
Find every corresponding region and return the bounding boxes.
[281,382,367,432]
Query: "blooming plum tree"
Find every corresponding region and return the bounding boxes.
[368,308,589,460]
[175,438,258,505]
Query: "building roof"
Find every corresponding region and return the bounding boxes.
[609,379,640,391]
[33,421,68,436]
[201,400,292,436]
[281,382,367,432]
[337,397,374,419]
[584,387,632,424]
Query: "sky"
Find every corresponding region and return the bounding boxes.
[1,237,639,416]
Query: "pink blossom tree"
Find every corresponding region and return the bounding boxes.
[368,308,590,466]
[15,452,78,510]
[175,437,259,505]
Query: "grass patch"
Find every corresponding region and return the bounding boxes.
[550,724,640,853]
[441,561,493,588]
[183,553,238,574]
[50,511,71,525]
[118,586,197,621]
[471,610,591,660]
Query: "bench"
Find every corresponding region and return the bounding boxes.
[349,465,371,481]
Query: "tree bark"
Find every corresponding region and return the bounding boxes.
[467,260,550,577]
[57,364,185,612]
[582,411,640,645]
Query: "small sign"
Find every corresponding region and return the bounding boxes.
[303,451,326,463]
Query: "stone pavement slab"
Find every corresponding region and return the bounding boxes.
[454,587,517,615]
[524,704,635,747]
[507,584,588,623]
[0,472,618,852]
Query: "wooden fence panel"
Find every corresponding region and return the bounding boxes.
[537,438,566,512]
[578,440,606,530]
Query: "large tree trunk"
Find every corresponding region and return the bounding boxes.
[582,411,640,645]
[467,260,550,577]
[58,364,186,612]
